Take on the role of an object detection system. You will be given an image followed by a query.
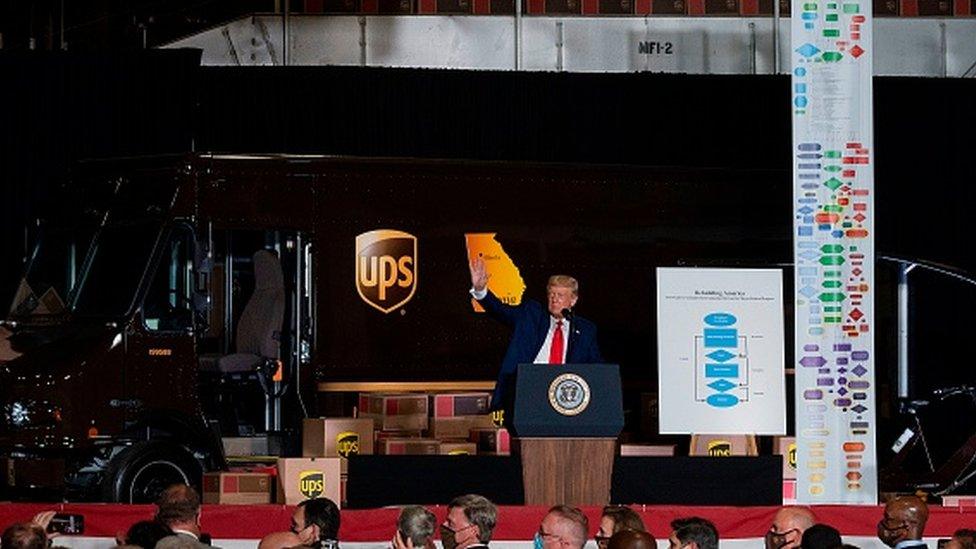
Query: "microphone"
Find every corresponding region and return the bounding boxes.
[561,308,574,320]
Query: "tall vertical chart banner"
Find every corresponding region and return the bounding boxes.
[792,0,877,503]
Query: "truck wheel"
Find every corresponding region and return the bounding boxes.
[102,441,202,503]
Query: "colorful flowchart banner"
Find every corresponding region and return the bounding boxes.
[791,0,877,504]
[656,268,786,435]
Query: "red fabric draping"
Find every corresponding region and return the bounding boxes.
[0,504,974,541]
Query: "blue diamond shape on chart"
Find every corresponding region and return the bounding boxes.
[708,379,736,392]
[800,286,817,298]
[800,250,820,261]
[838,387,848,396]
[796,43,821,58]
[799,206,814,215]
[706,349,736,362]
[852,365,867,376]
[852,404,868,414]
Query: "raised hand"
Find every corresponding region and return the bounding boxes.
[469,256,489,292]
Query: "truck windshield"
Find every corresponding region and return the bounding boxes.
[70,223,162,318]
[9,223,99,318]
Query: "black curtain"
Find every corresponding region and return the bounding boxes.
[0,49,201,300]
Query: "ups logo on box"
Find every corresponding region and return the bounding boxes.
[787,443,797,471]
[336,431,360,458]
[707,440,732,457]
[299,470,325,499]
[356,230,417,314]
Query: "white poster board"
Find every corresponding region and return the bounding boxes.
[657,267,786,435]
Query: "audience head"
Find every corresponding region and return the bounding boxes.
[766,507,817,549]
[947,529,976,549]
[597,506,646,548]
[124,520,173,549]
[606,529,656,549]
[258,530,304,549]
[155,484,202,535]
[877,495,928,547]
[800,524,842,549]
[292,497,341,548]
[669,517,718,549]
[396,506,436,549]
[1,523,47,549]
[538,505,589,549]
[442,494,497,549]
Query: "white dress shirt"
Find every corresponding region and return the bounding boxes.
[470,286,568,363]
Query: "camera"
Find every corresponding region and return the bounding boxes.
[48,514,84,535]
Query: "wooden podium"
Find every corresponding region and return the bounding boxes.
[510,363,623,506]
[515,437,617,505]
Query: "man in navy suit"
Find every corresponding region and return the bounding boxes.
[468,257,603,417]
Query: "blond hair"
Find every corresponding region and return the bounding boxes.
[547,275,579,296]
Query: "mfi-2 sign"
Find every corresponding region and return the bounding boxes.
[356,229,417,314]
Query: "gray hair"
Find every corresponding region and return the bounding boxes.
[398,506,436,548]
[547,505,589,549]
[448,494,497,544]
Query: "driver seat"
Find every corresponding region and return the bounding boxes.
[217,249,285,374]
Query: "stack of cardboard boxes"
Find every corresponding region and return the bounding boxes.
[428,393,494,455]
[203,391,509,505]
[360,391,510,455]
[296,417,375,506]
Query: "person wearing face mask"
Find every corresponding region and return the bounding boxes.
[765,507,817,549]
[441,494,497,549]
[468,257,604,421]
[291,497,341,549]
[876,496,928,549]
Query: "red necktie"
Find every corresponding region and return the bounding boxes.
[549,320,564,365]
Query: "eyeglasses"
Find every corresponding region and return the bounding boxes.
[443,523,478,534]
[538,529,579,548]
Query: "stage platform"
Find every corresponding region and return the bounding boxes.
[1,503,973,549]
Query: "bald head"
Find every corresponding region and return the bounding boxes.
[877,496,929,547]
[607,529,657,549]
[258,531,304,549]
[767,507,816,549]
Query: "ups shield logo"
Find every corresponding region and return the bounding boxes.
[336,431,360,458]
[299,470,325,499]
[787,443,797,471]
[356,230,417,314]
[707,440,732,457]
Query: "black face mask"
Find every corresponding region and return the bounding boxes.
[764,528,799,549]
[441,525,459,549]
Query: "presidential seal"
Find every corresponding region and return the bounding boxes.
[548,373,591,416]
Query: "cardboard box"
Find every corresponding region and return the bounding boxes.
[378,438,441,455]
[941,495,976,507]
[470,427,510,455]
[783,479,797,504]
[202,472,272,505]
[375,430,424,443]
[620,444,676,457]
[276,457,342,506]
[359,393,428,415]
[439,442,478,455]
[431,393,492,417]
[362,412,428,432]
[303,418,375,459]
[428,416,496,440]
[774,436,797,480]
[689,434,758,457]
